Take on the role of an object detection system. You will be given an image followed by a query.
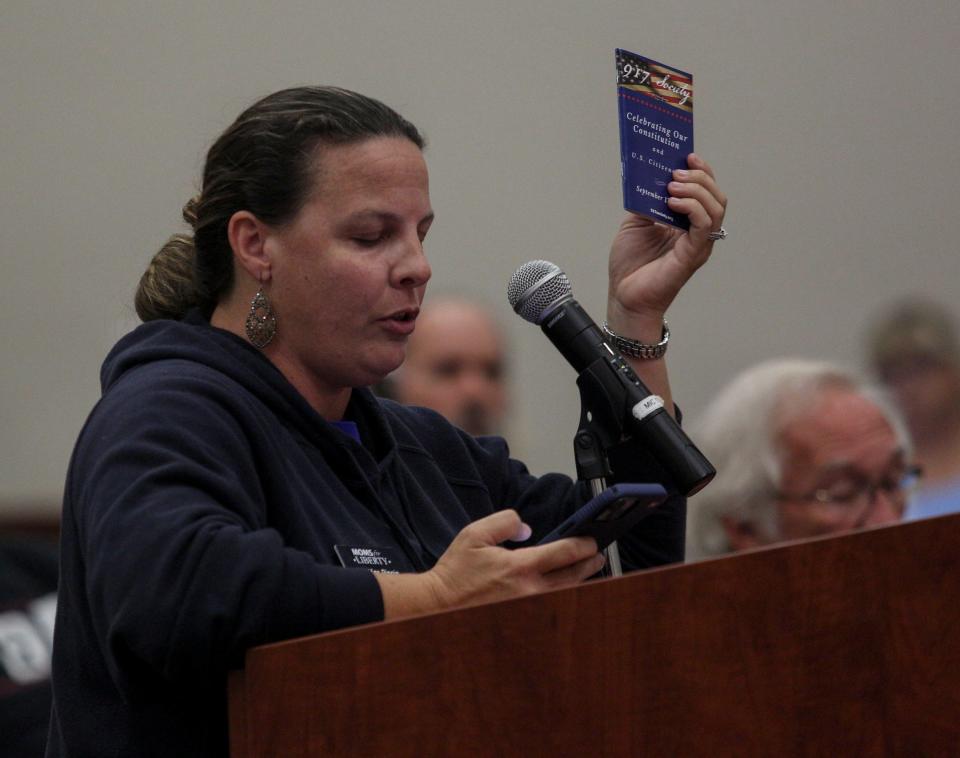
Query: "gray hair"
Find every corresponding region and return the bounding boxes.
[685,358,910,559]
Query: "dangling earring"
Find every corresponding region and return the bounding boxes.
[245,279,277,349]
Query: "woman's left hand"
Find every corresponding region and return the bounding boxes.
[607,153,726,331]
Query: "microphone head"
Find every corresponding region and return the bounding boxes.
[507,260,573,324]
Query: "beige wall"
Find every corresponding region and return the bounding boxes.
[3,1,959,515]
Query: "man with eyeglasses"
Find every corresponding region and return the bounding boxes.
[686,359,917,559]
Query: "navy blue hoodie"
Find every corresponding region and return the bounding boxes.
[47,312,684,756]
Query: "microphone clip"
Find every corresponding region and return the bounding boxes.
[572,358,630,482]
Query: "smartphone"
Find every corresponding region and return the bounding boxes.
[537,483,668,550]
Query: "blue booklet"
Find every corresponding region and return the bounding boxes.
[616,49,693,229]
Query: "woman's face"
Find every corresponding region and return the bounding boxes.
[264,136,434,402]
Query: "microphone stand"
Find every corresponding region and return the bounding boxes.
[572,357,635,578]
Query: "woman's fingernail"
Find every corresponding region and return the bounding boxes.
[674,169,689,179]
[513,523,532,542]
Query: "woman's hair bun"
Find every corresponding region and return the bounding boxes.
[134,233,202,321]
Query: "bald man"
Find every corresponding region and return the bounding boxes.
[386,298,508,436]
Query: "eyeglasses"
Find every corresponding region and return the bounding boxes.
[774,465,923,517]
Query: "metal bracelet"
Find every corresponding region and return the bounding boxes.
[601,320,670,359]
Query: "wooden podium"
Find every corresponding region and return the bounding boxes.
[229,515,960,756]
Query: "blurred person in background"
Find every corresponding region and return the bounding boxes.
[686,359,916,559]
[380,296,508,436]
[867,298,960,519]
[0,533,58,757]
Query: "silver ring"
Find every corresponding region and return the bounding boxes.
[707,226,727,241]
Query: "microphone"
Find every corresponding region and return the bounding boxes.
[507,260,715,496]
